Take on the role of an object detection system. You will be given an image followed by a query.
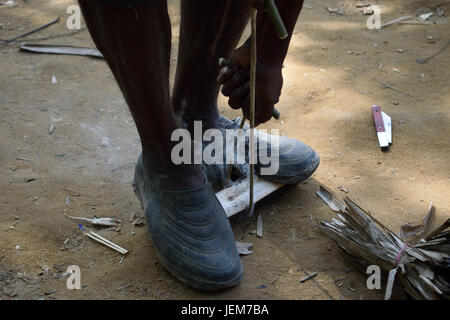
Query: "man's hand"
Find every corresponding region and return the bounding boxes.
[218,0,304,125]
[217,41,283,126]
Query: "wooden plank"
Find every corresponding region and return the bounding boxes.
[216,175,283,218]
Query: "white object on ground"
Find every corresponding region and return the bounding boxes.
[217,175,283,218]
[419,13,434,21]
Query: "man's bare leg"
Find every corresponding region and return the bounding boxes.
[77,0,243,291]
[172,0,251,131]
[172,0,320,187]
[78,0,203,191]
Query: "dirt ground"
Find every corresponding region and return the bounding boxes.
[0,0,449,300]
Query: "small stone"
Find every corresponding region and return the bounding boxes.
[354,175,361,179]
[100,137,110,147]
[15,245,21,251]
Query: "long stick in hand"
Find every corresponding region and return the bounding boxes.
[248,8,257,218]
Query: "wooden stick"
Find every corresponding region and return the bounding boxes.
[226,117,246,184]
[299,272,318,283]
[374,78,423,101]
[222,0,286,188]
[88,231,128,254]
[416,39,450,64]
[81,228,128,255]
[248,8,257,218]
[380,15,413,29]
[1,17,60,45]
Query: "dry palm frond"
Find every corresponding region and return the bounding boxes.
[317,185,449,300]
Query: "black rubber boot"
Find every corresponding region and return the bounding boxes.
[220,116,320,185]
[133,155,243,291]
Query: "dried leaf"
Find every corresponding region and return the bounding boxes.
[317,185,449,300]
[399,202,435,241]
[316,185,346,212]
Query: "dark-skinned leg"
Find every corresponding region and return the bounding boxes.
[78,0,203,191]
[172,0,251,131]
[78,1,243,291]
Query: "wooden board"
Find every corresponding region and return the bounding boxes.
[216,175,283,218]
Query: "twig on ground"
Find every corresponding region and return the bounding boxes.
[9,27,86,42]
[299,272,318,283]
[374,78,423,101]
[416,39,450,64]
[380,16,413,29]
[0,18,59,46]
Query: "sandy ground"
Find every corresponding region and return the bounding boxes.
[0,0,449,300]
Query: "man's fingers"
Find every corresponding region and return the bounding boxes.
[240,99,272,126]
[217,66,232,84]
[221,69,249,97]
[256,108,273,125]
[228,82,250,109]
[255,101,275,125]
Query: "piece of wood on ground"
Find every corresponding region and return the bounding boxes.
[256,214,263,238]
[381,15,413,28]
[236,241,253,255]
[217,175,283,218]
[299,272,318,283]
